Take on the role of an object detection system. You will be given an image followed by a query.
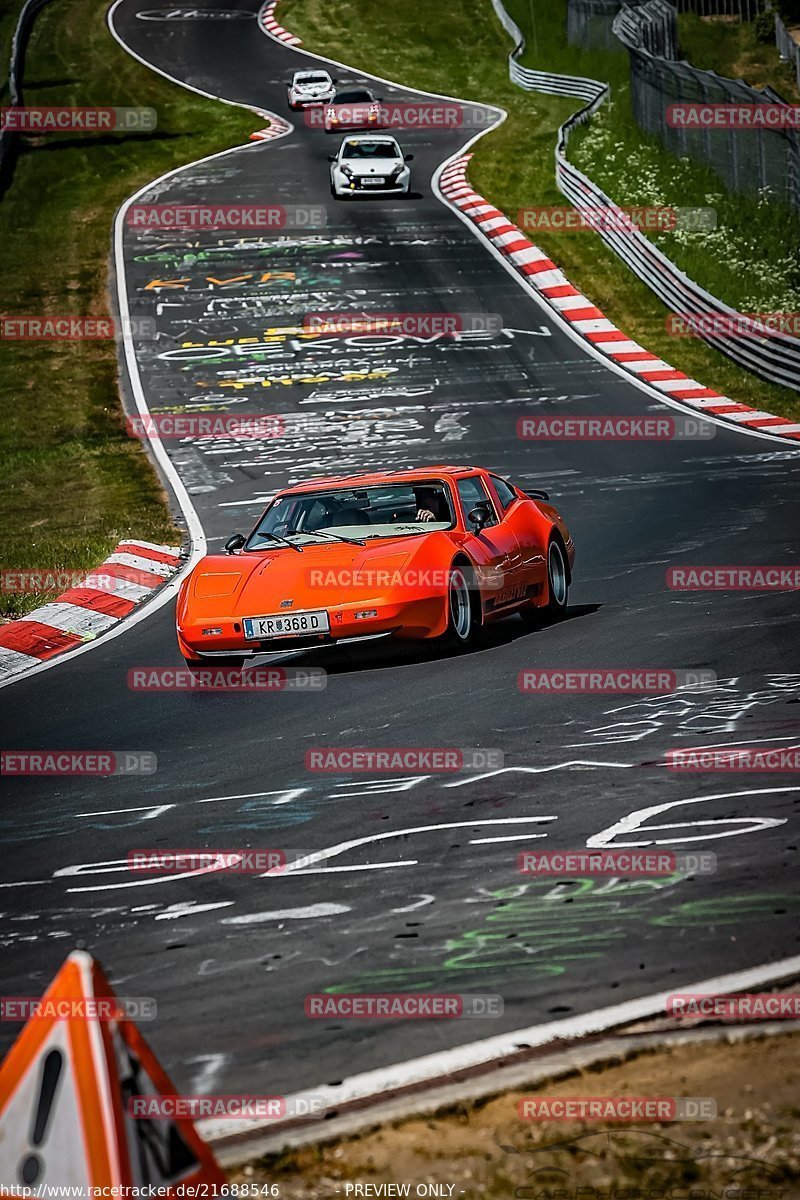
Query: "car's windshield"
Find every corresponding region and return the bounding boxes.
[297,74,329,84]
[246,482,455,548]
[342,140,399,160]
[334,90,373,103]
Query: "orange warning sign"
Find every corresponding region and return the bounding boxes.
[0,951,225,1189]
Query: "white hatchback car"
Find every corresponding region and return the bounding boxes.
[287,69,336,110]
[329,135,413,199]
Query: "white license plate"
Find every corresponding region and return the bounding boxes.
[243,610,330,640]
[363,177,385,186]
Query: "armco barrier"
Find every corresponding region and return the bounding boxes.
[0,0,55,179]
[614,1,800,211]
[490,0,800,392]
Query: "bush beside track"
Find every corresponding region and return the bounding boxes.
[0,0,254,617]
[278,0,800,424]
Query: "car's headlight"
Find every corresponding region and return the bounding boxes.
[340,164,354,179]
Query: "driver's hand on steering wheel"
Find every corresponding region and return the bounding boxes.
[415,508,436,521]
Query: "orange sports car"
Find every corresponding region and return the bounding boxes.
[176,466,575,668]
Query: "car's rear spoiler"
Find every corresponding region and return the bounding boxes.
[523,488,550,501]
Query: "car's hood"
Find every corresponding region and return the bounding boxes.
[342,159,403,176]
[294,83,331,94]
[188,535,445,615]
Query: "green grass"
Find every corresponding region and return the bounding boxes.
[678,10,800,103]
[0,0,256,616]
[280,0,800,423]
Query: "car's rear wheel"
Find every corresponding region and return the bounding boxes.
[520,538,569,629]
[440,564,479,650]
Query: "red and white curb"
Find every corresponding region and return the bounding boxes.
[249,114,292,142]
[259,0,301,46]
[0,540,182,683]
[439,156,800,442]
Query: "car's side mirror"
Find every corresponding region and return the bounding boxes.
[404,153,414,161]
[327,154,336,161]
[467,503,491,532]
[225,533,246,554]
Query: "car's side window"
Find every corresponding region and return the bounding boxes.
[489,475,518,511]
[457,477,498,527]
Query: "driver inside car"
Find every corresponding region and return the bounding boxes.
[413,486,449,523]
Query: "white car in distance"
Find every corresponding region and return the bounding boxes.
[287,69,336,110]
[329,135,413,199]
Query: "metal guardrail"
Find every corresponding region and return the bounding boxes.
[775,9,800,89]
[1,0,55,177]
[614,0,679,58]
[615,0,800,211]
[489,0,800,392]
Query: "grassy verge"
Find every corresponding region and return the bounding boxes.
[0,0,255,616]
[279,0,800,423]
[231,1031,800,1194]
[678,10,800,103]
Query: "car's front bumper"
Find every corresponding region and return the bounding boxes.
[178,594,446,658]
[289,94,333,107]
[332,174,409,196]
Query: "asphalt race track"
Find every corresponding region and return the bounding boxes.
[1,0,800,1103]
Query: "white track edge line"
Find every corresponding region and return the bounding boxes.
[201,951,800,1145]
